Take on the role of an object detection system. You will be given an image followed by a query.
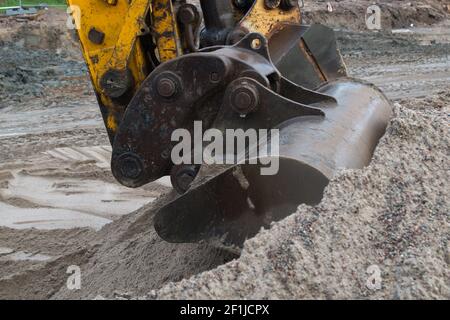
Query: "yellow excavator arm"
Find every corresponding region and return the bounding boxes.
[67,0,180,139]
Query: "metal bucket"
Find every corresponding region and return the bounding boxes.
[155,78,392,248]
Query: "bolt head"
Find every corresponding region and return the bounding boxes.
[264,0,281,9]
[116,153,144,180]
[227,80,260,116]
[210,72,221,83]
[88,27,105,45]
[177,173,195,192]
[178,6,197,24]
[233,91,253,111]
[157,78,177,98]
[153,72,181,99]
[100,69,133,99]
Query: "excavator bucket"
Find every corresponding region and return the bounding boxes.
[151,20,392,248]
[68,0,392,249]
[155,78,392,248]
[113,21,392,250]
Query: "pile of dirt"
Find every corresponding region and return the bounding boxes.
[150,102,449,300]
[50,193,237,300]
[0,190,236,299]
[0,227,96,299]
[0,44,88,106]
[3,97,444,300]
[0,8,77,52]
[303,0,450,30]
[0,9,86,108]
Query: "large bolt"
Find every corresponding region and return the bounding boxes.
[154,72,181,99]
[234,91,253,111]
[226,79,260,116]
[157,78,177,98]
[100,69,133,99]
[178,4,198,25]
[113,152,145,184]
[264,0,281,9]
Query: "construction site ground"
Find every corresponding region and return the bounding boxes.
[0,1,448,299]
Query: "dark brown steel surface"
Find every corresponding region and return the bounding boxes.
[269,24,347,89]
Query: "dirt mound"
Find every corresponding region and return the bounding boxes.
[0,227,95,299]
[150,103,449,300]
[10,99,446,300]
[0,190,235,299]
[50,191,236,299]
[303,0,449,30]
[0,9,87,108]
[0,8,79,52]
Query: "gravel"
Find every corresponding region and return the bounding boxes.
[151,103,449,299]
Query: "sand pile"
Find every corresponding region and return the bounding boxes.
[149,102,449,300]
[48,192,236,300]
[37,99,448,300]
[0,8,78,51]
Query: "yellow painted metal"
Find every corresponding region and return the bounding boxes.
[67,0,151,137]
[151,0,181,62]
[103,0,117,5]
[239,0,302,37]
[67,0,182,140]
